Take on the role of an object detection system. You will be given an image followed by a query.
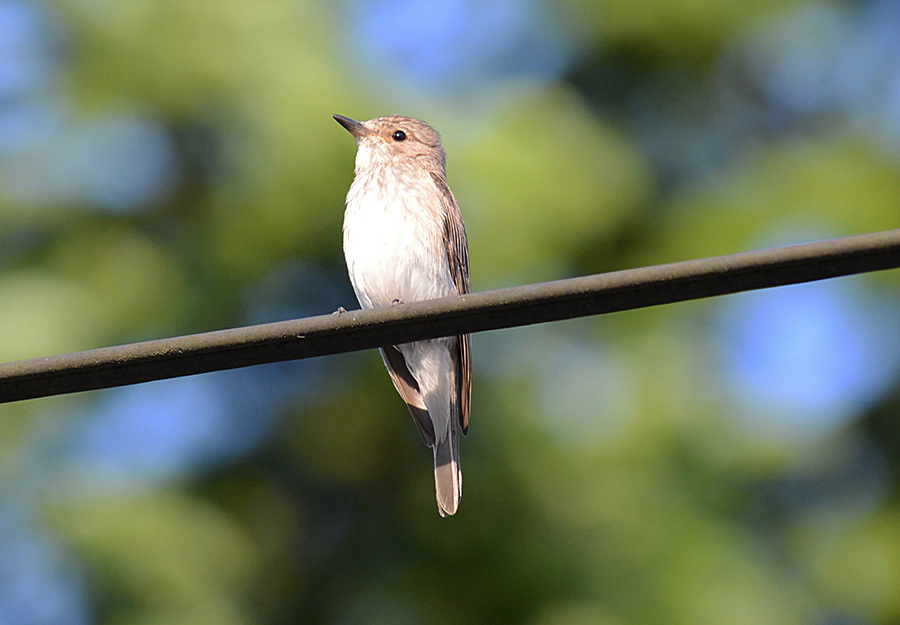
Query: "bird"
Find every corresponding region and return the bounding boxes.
[333,114,471,516]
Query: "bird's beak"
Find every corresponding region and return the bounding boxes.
[333,114,373,140]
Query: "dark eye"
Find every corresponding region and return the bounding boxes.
[391,130,407,141]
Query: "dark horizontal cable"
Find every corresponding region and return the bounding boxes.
[2,228,900,404]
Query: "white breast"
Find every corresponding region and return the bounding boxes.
[343,168,456,310]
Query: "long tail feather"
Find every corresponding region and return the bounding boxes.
[433,421,462,517]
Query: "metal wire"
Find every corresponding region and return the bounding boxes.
[3,228,900,404]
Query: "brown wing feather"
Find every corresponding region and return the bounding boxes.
[380,346,435,446]
[431,172,471,434]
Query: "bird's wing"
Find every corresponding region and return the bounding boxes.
[380,346,436,446]
[431,172,472,434]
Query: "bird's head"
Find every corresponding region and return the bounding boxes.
[333,114,446,172]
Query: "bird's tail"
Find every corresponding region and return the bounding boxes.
[433,420,462,517]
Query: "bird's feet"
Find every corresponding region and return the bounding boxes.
[333,306,347,316]
[391,298,405,306]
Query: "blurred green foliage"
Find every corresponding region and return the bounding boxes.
[2,0,900,624]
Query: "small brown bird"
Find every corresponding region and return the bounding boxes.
[334,114,471,516]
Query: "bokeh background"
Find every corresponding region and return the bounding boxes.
[2,0,900,623]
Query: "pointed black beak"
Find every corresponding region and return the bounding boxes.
[333,114,372,140]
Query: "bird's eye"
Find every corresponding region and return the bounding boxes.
[391,130,407,142]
